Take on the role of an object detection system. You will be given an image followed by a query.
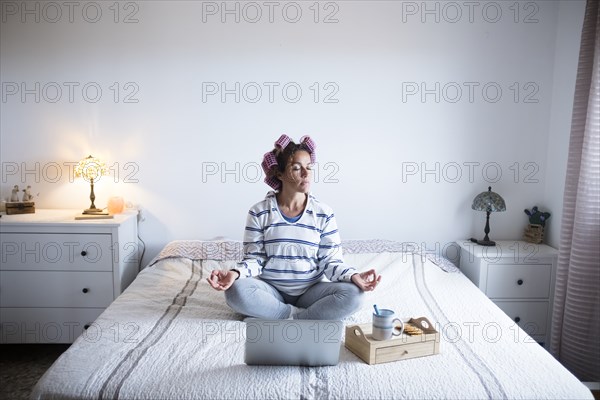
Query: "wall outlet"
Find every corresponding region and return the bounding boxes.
[125,202,145,222]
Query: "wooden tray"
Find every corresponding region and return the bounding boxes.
[345,317,440,365]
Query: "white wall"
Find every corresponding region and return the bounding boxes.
[0,0,586,265]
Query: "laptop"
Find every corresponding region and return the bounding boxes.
[244,319,343,366]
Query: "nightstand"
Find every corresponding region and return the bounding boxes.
[457,240,558,348]
[0,209,139,343]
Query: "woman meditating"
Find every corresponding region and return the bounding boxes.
[207,134,381,319]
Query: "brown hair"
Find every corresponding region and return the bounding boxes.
[266,141,312,181]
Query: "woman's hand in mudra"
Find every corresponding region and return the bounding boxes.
[207,269,239,291]
[351,269,381,292]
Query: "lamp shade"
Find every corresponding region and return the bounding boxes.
[74,155,107,183]
[471,186,506,213]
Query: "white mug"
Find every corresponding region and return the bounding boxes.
[372,309,405,341]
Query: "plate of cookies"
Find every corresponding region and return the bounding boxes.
[403,316,436,336]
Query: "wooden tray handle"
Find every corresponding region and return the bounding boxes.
[408,317,437,334]
[347,325,370,344]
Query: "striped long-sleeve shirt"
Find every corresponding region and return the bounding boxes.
[235,191,357,296]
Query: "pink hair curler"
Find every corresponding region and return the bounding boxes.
[264,175,281,190]
[274,134,291,150]
[300,135,317,163]
[261,151,278,175]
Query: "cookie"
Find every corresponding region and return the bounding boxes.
[403,323,424,336]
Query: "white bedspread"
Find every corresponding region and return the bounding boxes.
[32,241,592,400]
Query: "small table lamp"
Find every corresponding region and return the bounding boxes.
[471,186,506,246]
[75,155,107,214]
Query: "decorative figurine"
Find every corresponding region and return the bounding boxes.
[22,185,33,202]
[523,206,551,244]
[10,185,20,202]
[524,206,551,226]
[5,184,36,214]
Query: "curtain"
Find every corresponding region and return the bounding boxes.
[550,0,600,382]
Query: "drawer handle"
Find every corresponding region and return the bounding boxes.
[514,317,521,323]
[81,250,87,257]
[517,279,524,285]
[82,288,89,293]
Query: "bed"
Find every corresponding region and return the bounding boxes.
[31,240,592,400]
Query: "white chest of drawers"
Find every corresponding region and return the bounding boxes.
[0,209,139,343]
[457,240,558,348]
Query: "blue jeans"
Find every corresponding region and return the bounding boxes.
[224,278,364,320]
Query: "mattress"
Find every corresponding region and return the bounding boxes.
[31,240,592,400]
